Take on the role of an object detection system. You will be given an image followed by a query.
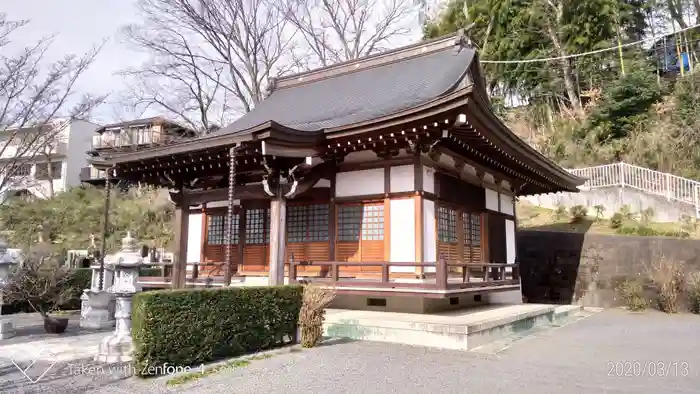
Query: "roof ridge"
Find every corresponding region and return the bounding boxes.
[274,31,467,90]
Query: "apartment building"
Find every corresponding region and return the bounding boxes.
[81,117,196,185]
[0,119,100,201]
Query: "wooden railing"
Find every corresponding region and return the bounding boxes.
[288,258,519,292]
[138,261,229,288]
[137,258,520,293]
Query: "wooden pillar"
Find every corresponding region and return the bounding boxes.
[414,156,424,277]
[268,197,286,286]
[172,201,189,289]
[329,169,337,261]
[237,207,246,273]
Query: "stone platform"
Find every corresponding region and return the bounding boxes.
[323,304,586,351]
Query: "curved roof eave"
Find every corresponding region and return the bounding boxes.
[469,94,586,188]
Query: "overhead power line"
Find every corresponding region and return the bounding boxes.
[480,22,700,64]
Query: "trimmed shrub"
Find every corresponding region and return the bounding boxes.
[139,267,163,277]
[132,285,303,377]
[616,279,648,311]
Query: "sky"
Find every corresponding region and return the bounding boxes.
[3,0,438,126]
[3,0,146,124]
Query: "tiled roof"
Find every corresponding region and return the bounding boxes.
[214,35,475,136]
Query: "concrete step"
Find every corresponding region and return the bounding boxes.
[323,304,558,351]
[470,307,600,354]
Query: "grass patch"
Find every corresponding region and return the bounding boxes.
[165,354,276,386]
[517,201,697,238]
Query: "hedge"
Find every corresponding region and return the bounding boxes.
[132,285,303,376]
[1,268,92,314]
[139,267,163,277]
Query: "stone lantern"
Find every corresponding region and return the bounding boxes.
[0,238,18,340]
[95,232,144,363]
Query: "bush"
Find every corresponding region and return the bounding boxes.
[2,267,91,314]
[554,205,568,220]
[60,268,92,310]
[132,285,303,377]
[299,285,336,348]
[616,280,648,311]
[647,257,684,313]
[686,272,700,314]
[610,213,624,229]
[569,205,588,223]
[639,208,655,225]
[593,205,605,222]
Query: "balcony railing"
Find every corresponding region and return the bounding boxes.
[79,166,105,182]
[91,129,168,150]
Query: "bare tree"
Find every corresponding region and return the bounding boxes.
[281,0,418,68]
[121,0,298,131]
[0,14,104,201]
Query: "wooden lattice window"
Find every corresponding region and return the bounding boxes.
[361,204,384,241]
[246,208,270,244]
[337,203,385,242]
[463,212,482,246]
[287,204,330,242]
[437,205,457,243]
[337,205,362,241]
[469,213,481,246]
[206,214,239,245]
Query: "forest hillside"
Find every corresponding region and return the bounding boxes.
[425,0,700,179]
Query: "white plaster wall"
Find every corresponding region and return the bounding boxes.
[500,193,515,216]
[423,199,436,273]
[505,219,516,264]
[187,213,202,263]
[390,165,414,193]
[485,188,499,211]
[389,198,415,272]
[335,168,384,197]
[66,120,100,188]
[422,166,435,193]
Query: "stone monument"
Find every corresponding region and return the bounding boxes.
[79,259,116,329]
[80,236,117,329]
[0,238,18,340]
[95,232,144,363]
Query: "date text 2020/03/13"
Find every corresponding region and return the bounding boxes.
[607,361,689,377]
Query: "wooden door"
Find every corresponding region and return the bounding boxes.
[335,202,384,274]
[242,207,269,273]
[201,212,240,278]
[437,204,459,263]
[462,212,484,263]
[285,203,331,275]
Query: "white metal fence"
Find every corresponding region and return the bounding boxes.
[567,162,700,217]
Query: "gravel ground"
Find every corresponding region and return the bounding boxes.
[2,308,700,394]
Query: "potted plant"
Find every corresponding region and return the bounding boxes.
[2,253,76,334]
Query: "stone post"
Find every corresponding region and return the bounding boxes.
[95,232,144,363]
[0,238,17,340]
[80,257,116,329]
